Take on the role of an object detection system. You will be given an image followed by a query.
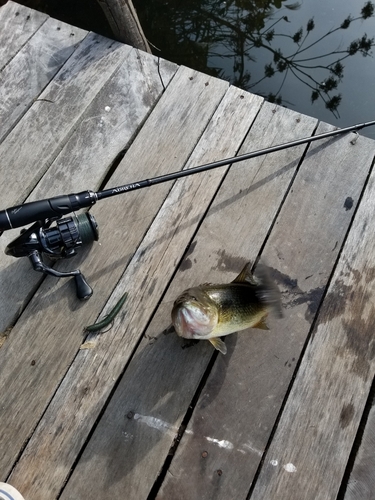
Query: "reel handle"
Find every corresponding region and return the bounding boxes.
[74,273,93,300]
[29,250,93,300]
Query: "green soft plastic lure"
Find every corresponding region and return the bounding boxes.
[85,291,128,332]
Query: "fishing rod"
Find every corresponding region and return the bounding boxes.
[1,119,374,299]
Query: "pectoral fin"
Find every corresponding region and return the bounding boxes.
[209,337,227,355]
[253,317,269,330]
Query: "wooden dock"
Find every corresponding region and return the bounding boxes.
[1,2,375,499]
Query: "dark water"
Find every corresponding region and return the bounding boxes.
[133,0,375,139]
[6,0,375,139]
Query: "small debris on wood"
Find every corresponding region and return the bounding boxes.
[80,341,97,350]
[0,327,13,349]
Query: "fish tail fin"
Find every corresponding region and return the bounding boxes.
[254,263,283,319]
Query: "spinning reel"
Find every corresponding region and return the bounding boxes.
[1,120,374,300]
[6,212,99,300]
[1,191,99,300]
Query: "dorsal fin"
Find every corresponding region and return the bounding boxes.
[231,262,257,285]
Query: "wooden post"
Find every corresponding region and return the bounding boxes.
[96,0,151,53]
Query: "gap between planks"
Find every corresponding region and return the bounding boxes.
[3,67,231,496]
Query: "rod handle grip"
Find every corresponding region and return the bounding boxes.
[0,191,96,231]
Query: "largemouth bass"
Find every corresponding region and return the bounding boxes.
[171,262,282,354]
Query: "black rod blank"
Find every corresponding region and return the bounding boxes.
[1,119,375,232]
[96,119,375,201]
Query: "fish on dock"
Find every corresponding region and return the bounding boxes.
[171,262,282,354]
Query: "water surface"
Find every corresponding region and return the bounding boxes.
[5,0,375,138]
[134,0,375,139]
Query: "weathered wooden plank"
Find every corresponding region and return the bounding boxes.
[250,147,375,500]
[0,32,127,209]
[157,127,375,499]
[58,104,317,499]
[345,400,375,500]
[0,36,152,333]
[0,67,228,486]
[97,0,151,51]
[0,49,177,333]
[8,84,258,500]
[0,17,87,143]
[0,1,47,71]
[29,52,177,199]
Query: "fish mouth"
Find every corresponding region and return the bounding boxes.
[172,305,217,338]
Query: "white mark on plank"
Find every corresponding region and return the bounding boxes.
[133,413,177,433]
[270,459,278,466]
[121,431,133,442]
[283,463,297,473]
[241,442,263,456]
[105,106,111,112]
[205,437,234,450]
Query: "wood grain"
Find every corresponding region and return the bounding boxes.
[250,150,375,500]
[0,1,47,71]
[0,66,228,487]
[0,17,87,143]
[96,0,151,51]
[9,83,253,500]
[157,126,375,499]
[59,104,318,499]
[0,31,127,209]
[0,49,177,333]
[345,399,375,500]
[1,4,375,499]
